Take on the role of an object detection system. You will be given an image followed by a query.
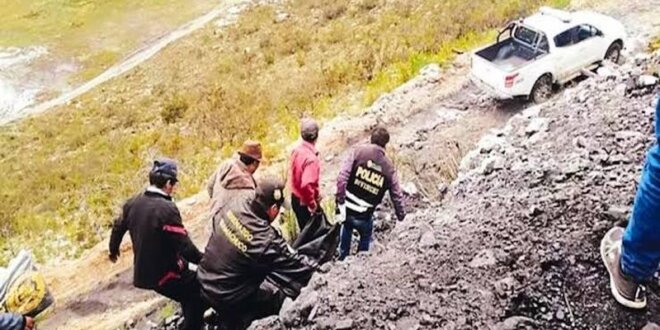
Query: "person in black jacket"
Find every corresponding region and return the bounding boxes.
[109,158,205,330]
[198,178,320,330]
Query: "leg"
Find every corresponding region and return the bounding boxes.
[621,145,660,282]
[291,194,311,231]
[354,215,374,252]
[155,270,206,330]
[339,218,355,260]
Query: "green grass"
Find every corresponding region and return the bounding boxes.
[0,0,568,264]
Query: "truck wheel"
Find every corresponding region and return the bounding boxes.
[605,42,622,64]
[530,75,553,104]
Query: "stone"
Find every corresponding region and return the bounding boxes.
[525,118,549,136]
[638,75,659,87]
[335,319,354,330]
[494,276,517,298]
[402,182,419,196]
[493,316,537,330]
[396,317,420,330]
[641,322,660,330]
[469,249,497,268]
[419,231,437,248]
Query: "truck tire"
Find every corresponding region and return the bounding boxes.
[604,42,622,64]
[530,75,553,104]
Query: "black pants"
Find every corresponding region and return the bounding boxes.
[291,194,312,232]
[213,283,286,330]
[155,270,207,330]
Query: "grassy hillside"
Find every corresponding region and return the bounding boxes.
[0,0,568,262]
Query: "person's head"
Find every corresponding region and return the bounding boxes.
[252,178,287,223]
[237,140,263,174]
[370,126,390,148]
[300,118,319,144]
[149,158,179,195]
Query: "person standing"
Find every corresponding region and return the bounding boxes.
[336,126,406,260]
[601,98,660,309]
[198,178,320,330]
[207,140,262,222]
[109,158,206,330]
[289,119,321,231]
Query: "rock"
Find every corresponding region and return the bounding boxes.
[335,318,354,330]
[325,154,335,162]
[469,249,497,268]
[274,11,289,23]
[604,205,628,221]
[597,66,618,78]
[528,206,543,217]
[396,317,420,330]
[525,118,549,136]
[419,231,437,248]
[493,316,537,330]
[555,309,565,321]
[402,182,419,196]
[638,75,659,87]
[494,276,517,298]
[437,183,448,195]
[280,290,319,325]
[642,322,660,330]
[278,298,296,325]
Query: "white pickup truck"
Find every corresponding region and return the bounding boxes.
[470,7,627,103]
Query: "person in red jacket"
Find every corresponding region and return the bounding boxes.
[289,119,321,231]
[109,158,205,330]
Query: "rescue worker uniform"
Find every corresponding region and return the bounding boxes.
[198,180,318,330]
[336,143,406,259]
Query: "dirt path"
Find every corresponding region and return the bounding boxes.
[0,0,251,126]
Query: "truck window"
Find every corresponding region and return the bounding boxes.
[538,35,549,53]
[513,25,540,47]
[554,26,579,48]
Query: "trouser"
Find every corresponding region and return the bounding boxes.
[213,283,286,330]
[621,98,660,283]
[155,270,207,330]
[339,213,374,260]
[292,194,312,232]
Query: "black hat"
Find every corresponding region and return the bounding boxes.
[151,158,178,180]
[254,178,289,209]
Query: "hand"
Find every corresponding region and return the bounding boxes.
[109,253,119,263]
[317,263,331,273]
[336,204,346,224]
[24,317,34,330]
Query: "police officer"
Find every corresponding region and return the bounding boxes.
[335,126,406,259]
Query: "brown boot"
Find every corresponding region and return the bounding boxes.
[600,227,647,309]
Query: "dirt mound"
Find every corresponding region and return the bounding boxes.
[248,54,660,329]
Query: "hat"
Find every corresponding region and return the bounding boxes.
[300,118,319,141]
[151,158,178,180]
[237,140,263,162]
[254,178,289,209]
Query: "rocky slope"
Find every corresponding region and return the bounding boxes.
[251,54,660,330]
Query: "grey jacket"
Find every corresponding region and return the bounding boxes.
[207,158,257,222]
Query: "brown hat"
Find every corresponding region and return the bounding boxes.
[238,140,263,161]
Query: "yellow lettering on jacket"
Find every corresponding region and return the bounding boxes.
[355,166,384,188]
[227,211,254,242]
[219,220,248,253]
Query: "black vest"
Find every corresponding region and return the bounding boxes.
[345,158,390,217]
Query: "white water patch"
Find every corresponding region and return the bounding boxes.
[0,46,48,119]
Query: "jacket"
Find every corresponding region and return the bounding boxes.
[336,143,406,221]
[197,197,317,307]
[207,158,257,219]
[289,141,321,210]
[0,313,25,330]
[109,187,203,289]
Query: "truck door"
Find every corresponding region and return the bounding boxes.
[552,26,583,83]
[574,24,608,67]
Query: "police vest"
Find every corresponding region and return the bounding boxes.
[345,159,389,216]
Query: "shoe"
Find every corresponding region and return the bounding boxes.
[600,227,647,309]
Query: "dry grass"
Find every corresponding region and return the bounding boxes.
[0,0,568,263]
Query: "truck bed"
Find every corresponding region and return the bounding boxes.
[475,38,545,72]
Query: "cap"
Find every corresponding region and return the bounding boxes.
[254,178,289,209]
[151,158,178,180]
[300,118,319,141]
[237,140,263,162]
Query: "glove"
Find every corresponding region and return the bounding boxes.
[336,203,346,224]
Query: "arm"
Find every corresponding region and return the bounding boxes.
[335,149,355,205]
[389,168,406,221]
[300,157,321,211]
[109,199,131,260]
[261,234,319,297]
[0,314,25,330]
[162,206,203,264]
